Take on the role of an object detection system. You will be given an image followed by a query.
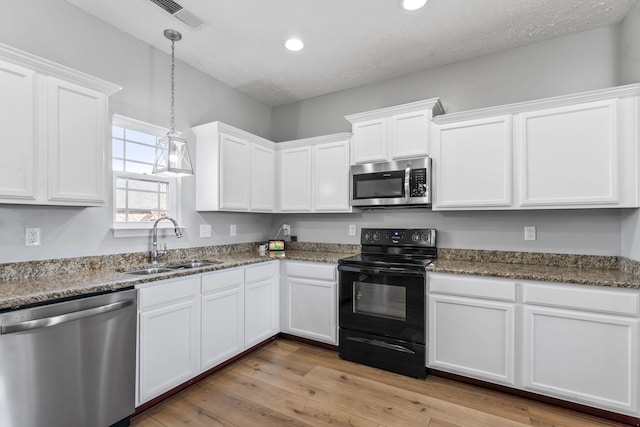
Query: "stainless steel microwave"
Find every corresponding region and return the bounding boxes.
[350,157,432,208]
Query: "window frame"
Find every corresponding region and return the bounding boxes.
[111,114,181,237]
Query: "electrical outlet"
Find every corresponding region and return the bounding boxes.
[524,226,536,241]
[230,224,237,236]
[25,228,41,247]
[283,224,290,236]
[200,224,212,238]
[349,224,357,236]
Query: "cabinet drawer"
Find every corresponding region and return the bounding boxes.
[202,268,244,294]
[522,281,640,316]
[286,261,336,281]
[245,261,278,283]
[428,273,515,302]
[138,277,199,310]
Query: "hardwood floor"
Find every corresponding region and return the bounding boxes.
[131,338,628,426]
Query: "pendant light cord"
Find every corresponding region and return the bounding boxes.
[169,37,176,135]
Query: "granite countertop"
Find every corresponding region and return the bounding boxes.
[0,249,354,311]
[428,249,640,289]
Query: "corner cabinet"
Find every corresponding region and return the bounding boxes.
[345,98,443,164]
[193,121,275,212]
[0,44,120,206]
[277,134,351,213]
[431,84,640,210]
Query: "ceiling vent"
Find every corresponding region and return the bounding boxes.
[148,0,206,30]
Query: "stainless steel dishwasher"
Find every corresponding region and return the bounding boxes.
[0,289,137,427]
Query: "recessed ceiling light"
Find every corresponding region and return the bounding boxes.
[285,38,304,52]
[402,0,427,11]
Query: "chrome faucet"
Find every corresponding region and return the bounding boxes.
[151,216,183,264]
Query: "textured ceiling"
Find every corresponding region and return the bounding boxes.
[65,0,634,106]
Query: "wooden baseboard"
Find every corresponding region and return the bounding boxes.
[430,369,640,427]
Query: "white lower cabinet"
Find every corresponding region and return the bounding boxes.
[428,272,640,417]
[281,261,338,345]
[522,281,640,415]
[137,276,201,405]
[428,273,516,385]
[244,261,280,347]
[201,268,245,371]
[137,262,280,407]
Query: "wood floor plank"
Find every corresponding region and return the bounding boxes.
[131,338,629,427]
[206,369,380,426]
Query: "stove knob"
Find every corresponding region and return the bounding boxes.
[364,232,372,241]
[411,232,420,242]
[421,233,431,243]
[372,232,380,241]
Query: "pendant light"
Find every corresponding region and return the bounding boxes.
[153,29,194,176]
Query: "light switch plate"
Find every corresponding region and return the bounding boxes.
[200,224,212,238]
[349,224,357,236]
[230,224,237,236]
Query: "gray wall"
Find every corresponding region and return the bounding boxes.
[271,25,620,142]
[0,0,275,262]
[270,24,629,257]
[620,1,640,260]
[0,1,637,262]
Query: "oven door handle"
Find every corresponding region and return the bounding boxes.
[346,336,416,354]
[338,265,425,277]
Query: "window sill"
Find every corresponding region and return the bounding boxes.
[112,224,187,239]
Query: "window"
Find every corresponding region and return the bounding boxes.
[112,115,179,232]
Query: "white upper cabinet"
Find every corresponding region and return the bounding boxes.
[345,98,443,164]
[279,145,313,211]
[431,84,640,210]
[0,44,120,206]
[519,100,619,207]
[0,59,35,200]
[277,134,351,213]
[251,143,275,211]
[193,121,275,212]
[432,116,512,209]
[219,133,251,210]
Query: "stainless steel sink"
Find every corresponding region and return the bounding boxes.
[124,267,175,275]
[166,260,223,269]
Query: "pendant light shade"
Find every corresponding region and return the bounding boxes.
[153,29,194,176]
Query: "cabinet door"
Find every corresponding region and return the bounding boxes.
[47,77,107,204]
[251,144,275,211]
[220,133,251,210]
[201,269,244,371]
[0,60,35,200]
[519,100,619,207]
[523,305,638,414]
[137,278,200,404]
[244,262,279,347]
[429,294,515,385]
[287,277,337,344]
[390,110,430,160]
[279,146,312,211]
[313,140,350,212]
[432,116,512,209]
[351,118,387,164]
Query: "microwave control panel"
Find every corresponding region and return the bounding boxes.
[410,168,427,197]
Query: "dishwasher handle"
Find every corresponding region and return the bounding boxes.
[0,299,134,335]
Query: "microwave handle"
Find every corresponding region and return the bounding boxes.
[404,165,411,201]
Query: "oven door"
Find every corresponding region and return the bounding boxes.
[338,264,425,344]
